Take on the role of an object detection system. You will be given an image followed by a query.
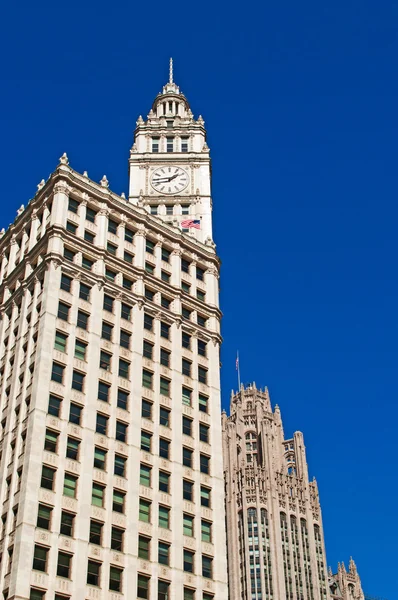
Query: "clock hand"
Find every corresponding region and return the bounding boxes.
[168,173,179,181]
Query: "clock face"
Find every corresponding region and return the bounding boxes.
[150,166,189,194]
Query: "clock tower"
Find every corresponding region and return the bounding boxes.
[128,59,213,244]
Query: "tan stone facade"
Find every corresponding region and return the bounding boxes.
[0,69,227,600]
[222,384,365,600]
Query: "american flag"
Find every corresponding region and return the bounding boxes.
[181,219,201,230]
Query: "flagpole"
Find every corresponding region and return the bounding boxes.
[237,351,241,390]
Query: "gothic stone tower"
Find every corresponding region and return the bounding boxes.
[222,384,330,600]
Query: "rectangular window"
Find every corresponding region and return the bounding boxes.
[181,281,190,293]
[51,362,64,384]
[86,207,97,223]
[124,251,133,264]
[200,486,211,508]
[160,322,170,339]
[87,560,101,586]
[60,511,74,537]
[77,310,89,330]
[48,394,61,417]
[98,381,110,402]
[183,480,193,502]
[158,542,170,566]
[159,407,170,427]
[68,198,79,214]
[107,242,117,255]
[116,421,127,443]
[64,248,75,262]
[32,545,48,572]
[119,359,130,379]
[144,314,153,331]
[182,359,191,377]
[114,454,126,477]
[181,259,190,273]
[44,429,59,453]
[105,268,116,281]
[63,473,77,498]
[143,340,153,360]
[138,535,150,560]
[181,137,189,152]
[123,276,133,290]
[145,262,154,274]
[183,513,194,537]
[141,399,152,420]
[158,505,170,529]
[200,454,210,475]
[121,303,132,320]
[142,369,153,389]
[120,330,131,349]
[141,431,152,452]
[69,403,82,425]
[201,520,212,543]
[161,296,171,309]
[92,483,105,507]
[94,447,107,470]
[161,248,170,262]
[109,566,123,592]
[117,389,128,410]
[96,414,108,435]
[37,504,52,530]
[152,137,159,153]
[196,267,205,281]
[182,417,192,437]
[72,370,84,392]
[146,240,154,254]
[200,424,209,443]
[75,339,87,361]
[198,339,207,356]
[161,270,170,283]
[159,471,170,493]
[166,204,173,215]
[103,294,114,312]
[140,464,151,487]
[137,574,150,599]
[198,314,207,327]
[181,204,190,215]
[182,332,191,349]
[139,499,151,523]
[160,348,170,367]
[101,321,113,341]
[150,205,158,215]
[183,549,194,573]
[202,556,213,579]
[145,287,155,301]
[89,520,103,545]
[183,447,193,468]
[66,437,80,460]
[160,377,170,397]
[84,229,95,243]
[166,137,174,152]
[60,274,72,292]
[198,367,208,385]
[125,228,134,243]
[99,351,111,371]
[82,256,94,271]
[159,438,170,460]
[199,394,209,413]
[108,219,118,234]
[57,302,70,321]
[111,527,124,552]
[113,490,125,513]
[182,307,191,320]
[182,387,192,407]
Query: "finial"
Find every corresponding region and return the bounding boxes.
[59,152,69,165]
[169,57,173,84]
[83,171,88,178]
[121,192,126,199]
[100,175,109,188]
[0,228,5,237]
[17,205,25,216]
[37,179,45,190]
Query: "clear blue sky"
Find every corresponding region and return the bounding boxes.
[1,1,396,596]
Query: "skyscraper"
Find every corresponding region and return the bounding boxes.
[222,383,365,600]
[0,62,227,600]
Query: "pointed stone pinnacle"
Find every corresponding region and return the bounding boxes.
[100,175,109,188]
[59,152,69,165]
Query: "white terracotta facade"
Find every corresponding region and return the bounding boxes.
[0,68,227,600]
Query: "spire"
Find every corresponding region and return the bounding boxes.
[169,57,173,84]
